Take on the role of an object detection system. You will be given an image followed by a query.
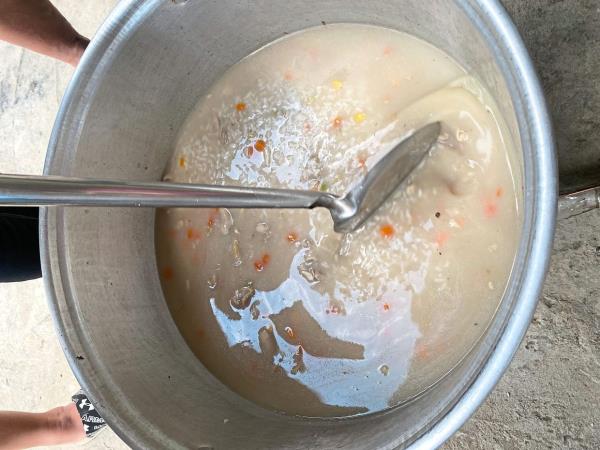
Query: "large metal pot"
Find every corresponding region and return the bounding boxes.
[41,0,556,448]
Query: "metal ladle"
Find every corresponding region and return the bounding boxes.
[0,123,441,233]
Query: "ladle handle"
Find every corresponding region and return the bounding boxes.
[0,173,326,210]
[558,186,600,220]
[6,175,596,220]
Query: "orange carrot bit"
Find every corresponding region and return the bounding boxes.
[186,227,201,241]
[207,215,216,228]
[332,116,343,130]
[483,200,498,218]
[380,224,395,238]
[496,186,504,198]
[383,303,390,311]
[287,231,298,243]
[383,46,393,56]
[244,146,254,158]
[162,266,174,280]
[178,156,186,168]
[254,253,271,272]
[357,155,367,168]
[284,70,294,81]
[235,102,247,112]
[435,231,450,247]
[254,139,266,152]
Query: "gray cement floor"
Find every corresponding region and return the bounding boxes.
[0,1,598,449]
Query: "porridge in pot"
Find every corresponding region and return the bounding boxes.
[156,24,520,417]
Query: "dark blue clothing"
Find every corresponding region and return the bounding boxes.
[0,207,41,282]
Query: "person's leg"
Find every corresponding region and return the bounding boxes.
[0,207,41,282]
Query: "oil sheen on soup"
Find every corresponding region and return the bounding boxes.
[156,24,520,417]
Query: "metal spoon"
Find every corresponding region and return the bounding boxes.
[0,122,440,233]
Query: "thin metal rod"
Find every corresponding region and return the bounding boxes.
[557,186,600,220]
[0,174,329,209]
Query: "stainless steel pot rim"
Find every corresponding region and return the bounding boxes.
[40,1,557,449]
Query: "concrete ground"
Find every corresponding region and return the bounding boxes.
[0,1,598,449]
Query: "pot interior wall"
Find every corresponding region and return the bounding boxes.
[45,1,523,448]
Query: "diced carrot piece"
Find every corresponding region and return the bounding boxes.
[383,303,390,311]
[383,46,393,56]
[380,224,395,238]
[178,156,186,168]
[287,232,298,243]
[332,116,343,129]
[254,139,266,152]
[235,102,246,111]
[186,227,201,241]
[496,186,504,198]
[254,253,271,272]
